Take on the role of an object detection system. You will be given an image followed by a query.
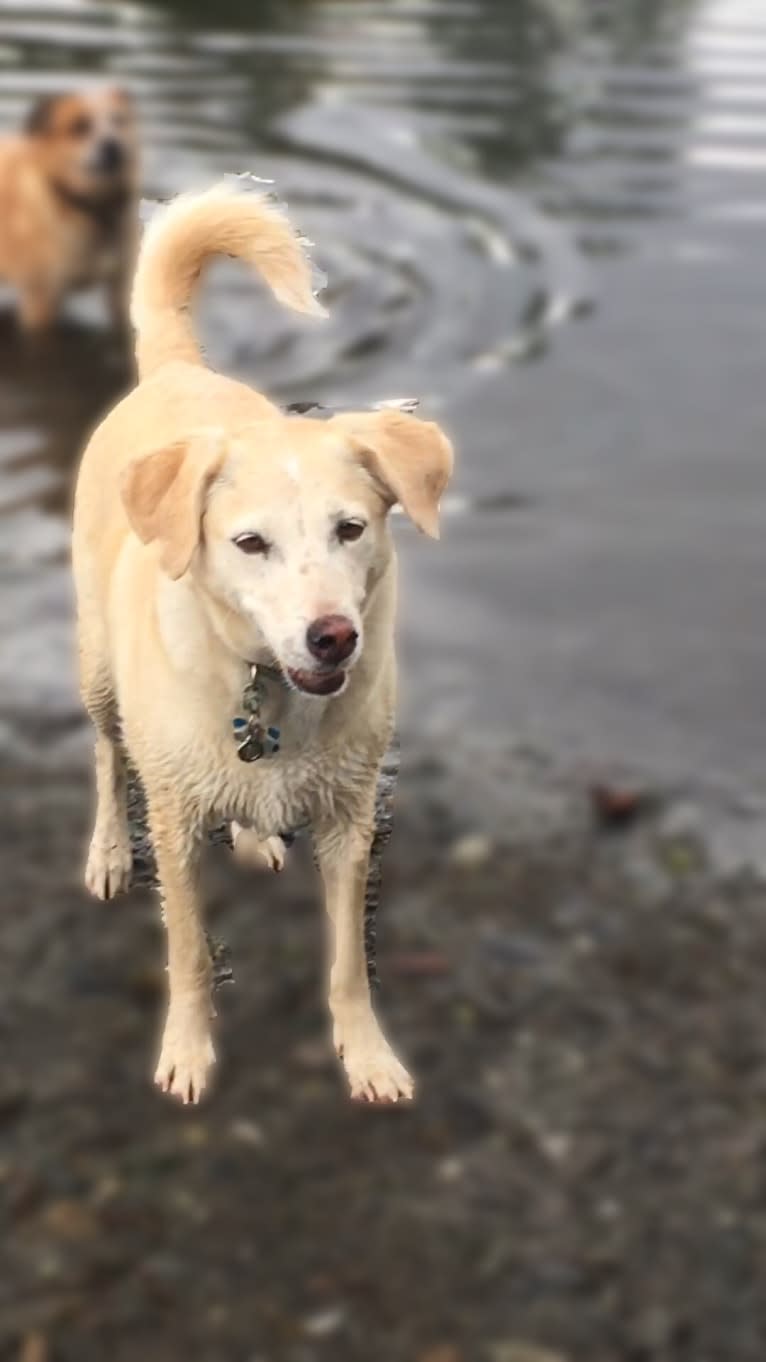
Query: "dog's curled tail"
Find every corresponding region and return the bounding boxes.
[131,179,326,380]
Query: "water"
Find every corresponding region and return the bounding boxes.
[1,0,765,800]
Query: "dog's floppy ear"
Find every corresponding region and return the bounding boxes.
[120,428,226,579]
[333,409,453,538]
[25,95,61,136]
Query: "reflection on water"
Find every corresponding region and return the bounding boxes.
[2,0,766,793]
[0,0,594,748]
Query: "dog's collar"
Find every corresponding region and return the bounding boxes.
[49,179,129,232]
[232,662,284,763]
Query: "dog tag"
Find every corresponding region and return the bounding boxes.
[237,731,265,762]
[233,714,264,762]
[232,665,283,761]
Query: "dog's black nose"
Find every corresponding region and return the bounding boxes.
[306,615,358,666]
[95,137,124,173]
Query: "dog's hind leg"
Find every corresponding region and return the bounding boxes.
[79,630,132,900]
[231,821,286,872]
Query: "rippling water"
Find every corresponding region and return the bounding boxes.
[2,0,766,797]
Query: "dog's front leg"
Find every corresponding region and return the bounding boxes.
[315,812,414,1104]
[107,222,138,335]
[18,277,60,332]
[106,263,132,335]
[149,795,215,1104]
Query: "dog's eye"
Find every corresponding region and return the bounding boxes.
[337,519,366,544]
[68,115,93,139]
[233,532,270,556]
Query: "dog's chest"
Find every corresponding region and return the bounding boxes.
[217,738,372,838]
[199,685,375,837]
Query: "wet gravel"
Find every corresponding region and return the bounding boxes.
[3,744,766,1362]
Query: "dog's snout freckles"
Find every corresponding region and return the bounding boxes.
[306,614,359,667]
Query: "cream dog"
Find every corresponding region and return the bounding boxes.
[72,181,453,1104]
[0,86,138,330]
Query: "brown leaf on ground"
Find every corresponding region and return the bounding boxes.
[43,1199,98,1242]
[388,950,451,976]
[590,782,648,829]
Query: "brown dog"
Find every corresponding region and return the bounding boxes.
[0,86,139,331]
[73,183,454,1104]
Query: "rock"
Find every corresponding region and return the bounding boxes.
[417,1347,462,1362]
[292,1038,333,1070]
[489,1345,566,1362]
[659,800,701,840]
[125,964,164,1004]
[479,930,545,966]
[448,833,492,869]
[7,1169,43,1220]
[537,1130,570,1164]
[180,1121,209,1148]
[229,1118,266,1148]
[0,1084,28,1124]
[43,1198,98,1241]
[302,1305,346,1338]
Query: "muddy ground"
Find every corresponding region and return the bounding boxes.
[3,743,766,1362]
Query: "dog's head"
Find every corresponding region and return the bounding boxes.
[121,410,453,697]
[25,86,137,200]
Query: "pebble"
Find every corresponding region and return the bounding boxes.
[302,1305,346,1338]
[417,1347,462,1362]
[43,1199,98,1241]
[537,1131,570,1164]
[292,1038,332,1070]
[489,1345,567,1362]
[180,1121,209,1148]
[659,800,702,840]
[595,1197,622,1222]
[448,833,492,869]
[229,1118,266,1148]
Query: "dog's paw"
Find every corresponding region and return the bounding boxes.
[334,1008,414,1104]
[84,833,133,900]
[154,1005,216,1105]
[231,824,286,873]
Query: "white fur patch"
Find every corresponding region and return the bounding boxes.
[283,455,301,483]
